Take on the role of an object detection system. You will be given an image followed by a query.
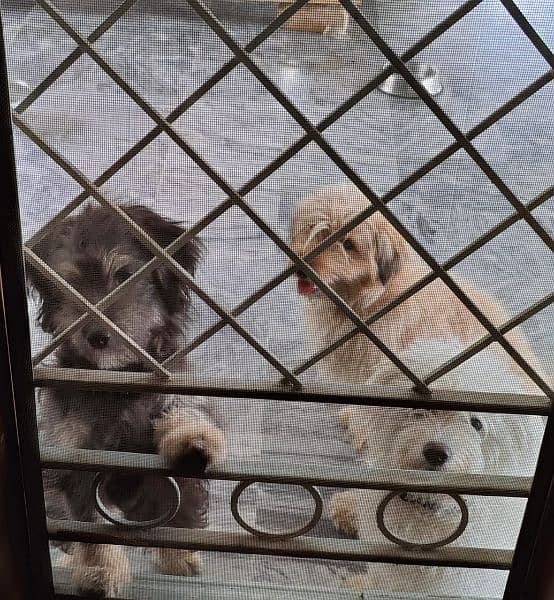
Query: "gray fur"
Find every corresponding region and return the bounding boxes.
[29,205,215,562]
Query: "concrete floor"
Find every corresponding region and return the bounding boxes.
[1,0,553,596]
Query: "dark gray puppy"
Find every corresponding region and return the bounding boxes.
[29,205,225,597]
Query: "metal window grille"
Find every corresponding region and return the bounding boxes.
[0,0,552,598]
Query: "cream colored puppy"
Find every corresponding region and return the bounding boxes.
[330,338,544,597]
[290,184,538,385]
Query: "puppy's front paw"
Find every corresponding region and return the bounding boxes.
[72,543,129,598]
[72,564,128,598]
[155,548,202,577]
[329,490,359,537]
[157,420,225,474]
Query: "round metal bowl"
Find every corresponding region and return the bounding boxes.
[379,61,442,98]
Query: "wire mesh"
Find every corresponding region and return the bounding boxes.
[3,0,553,596]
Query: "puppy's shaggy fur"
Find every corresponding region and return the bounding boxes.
[330,338,544,597]
[290,185,539,385]
[29,205,225,597]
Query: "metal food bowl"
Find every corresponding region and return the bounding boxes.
[379,61,442,98]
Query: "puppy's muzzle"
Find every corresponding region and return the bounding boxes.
[423,442,450,469]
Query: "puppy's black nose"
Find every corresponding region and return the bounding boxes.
[295,268,308,279]
[423,442,449,467]
[87,330,111,349]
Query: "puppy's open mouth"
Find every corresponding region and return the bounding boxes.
[297,277,318,295]
[295,269,323,296]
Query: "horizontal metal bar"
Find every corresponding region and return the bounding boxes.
[40,445,532,497]
[33,367,551,414]
[51,565,497,600]
[47,518,513,569]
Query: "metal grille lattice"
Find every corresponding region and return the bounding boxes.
[9,0,554,591]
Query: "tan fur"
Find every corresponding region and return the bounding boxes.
[154,408,226,466]
[290,185,539,388]
[155,548,202,577]
[153,408,221,581]
[328,490,358,536]
[72,542,130,597]
[338,406,353,428]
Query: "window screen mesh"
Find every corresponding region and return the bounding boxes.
[2,0,553,597]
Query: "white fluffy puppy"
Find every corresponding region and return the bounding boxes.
[331,338,544,598]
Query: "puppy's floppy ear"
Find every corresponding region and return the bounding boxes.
[123,206,203,315]
[26,217,76,333]
[374,226,405,286]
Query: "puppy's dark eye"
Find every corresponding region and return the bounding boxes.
[114,267,132,284]
[343,239,355,252]
[470,416,483,432]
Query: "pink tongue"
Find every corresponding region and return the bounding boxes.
[298,278,317,295]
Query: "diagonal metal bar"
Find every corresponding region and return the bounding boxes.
[25,0,317,363]
[163,267,294,367]
[26,0,481,250]
[24,248,170,377]
[48,518,514,570]
[27,0,429,390]
[24,0,505,371]
[34,365,551,414]
[182,0,553,398]
[8,0,552,581]
[14,0,139,114]
[178,0,553,397]
[222,203,431,393]
[338,0,553,253]
[425,292,554,385]
[33,0,261,197]
[14,113,301,387]
[293,185,554,379]
[165,76,553,371]
[499,0,554,70]
[26,0,313,250]
[20,0,548,394]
